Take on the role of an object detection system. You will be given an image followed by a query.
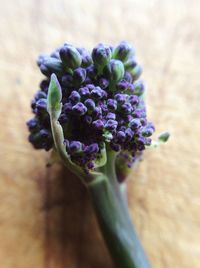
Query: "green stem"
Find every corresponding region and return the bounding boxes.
[101,150,129,208]
[88,174,151,268]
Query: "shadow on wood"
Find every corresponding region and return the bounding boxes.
[41,164,113,268]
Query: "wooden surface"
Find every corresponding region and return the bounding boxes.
[0,0,200,267]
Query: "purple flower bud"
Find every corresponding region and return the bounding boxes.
[106,112,116,120]
[40,129,50,138]
[119,126,126,132]
[27,118,38,130]
[146,122,155,132]
[133,81,145,96]
[100,103,108,113]
[125,115,133,123]
[130,65,142,81]
[37,54,47,66]
[79,87,90,98]
[125,128,134,141]
[124,72,133,83]
[69,141,82,153]
[140,118,147,126]
[37,55,63,76]
[35,91,47,100]
[36,98,47,110]
[141,127,154,137]
[92,44,112,69]
[29,128,52,151]
[87,65,98,78]
[84,143,99,154]
[59,44,82,69]
[99,78,109,89]
[91,86,104,100]
[116,80,129,91]
[124,58,138,70]
[92,107,102,118]
[72,102,87,116]
[101,90,108,99]
[133,108,146,118]
[120,103,133,114]
[129,95,139,106]
[73,67,86,84]
[116,131,126,142]
[40,80,49,92]
[92,119,104,130]
[114,94,127,104]
[77,47,92,67]
[87,84,96,91]
[84,99,95,111]
[69,91,81,103]
[127,83,135,92]
[63,102,72,113]
[105,119,118,131]
[113,41,135,62]
[104,59,125,82]
[129,119,141,129]
[107,99,117,111]
[136,137,146,151]
[39,64,49,76]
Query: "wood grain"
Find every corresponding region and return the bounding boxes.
[0,0,200,267]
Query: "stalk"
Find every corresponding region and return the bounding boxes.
[28,41,169,268]
[88,153,151,268]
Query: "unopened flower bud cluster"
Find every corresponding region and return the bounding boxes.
[27,41,155,169]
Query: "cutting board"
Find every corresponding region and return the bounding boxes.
[0,0,199,267]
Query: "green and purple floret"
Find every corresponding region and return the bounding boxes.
[27,41,156,173]
[27,41,169,268]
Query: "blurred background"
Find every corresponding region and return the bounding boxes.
[0,0,200,267]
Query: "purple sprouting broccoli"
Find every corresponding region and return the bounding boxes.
[28,42,157,172]
[27,41,169,268]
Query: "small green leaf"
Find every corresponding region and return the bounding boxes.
[47,74,85,180]
[46,75,109,184]
[47,73,62,117]
[158,131,170,142]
